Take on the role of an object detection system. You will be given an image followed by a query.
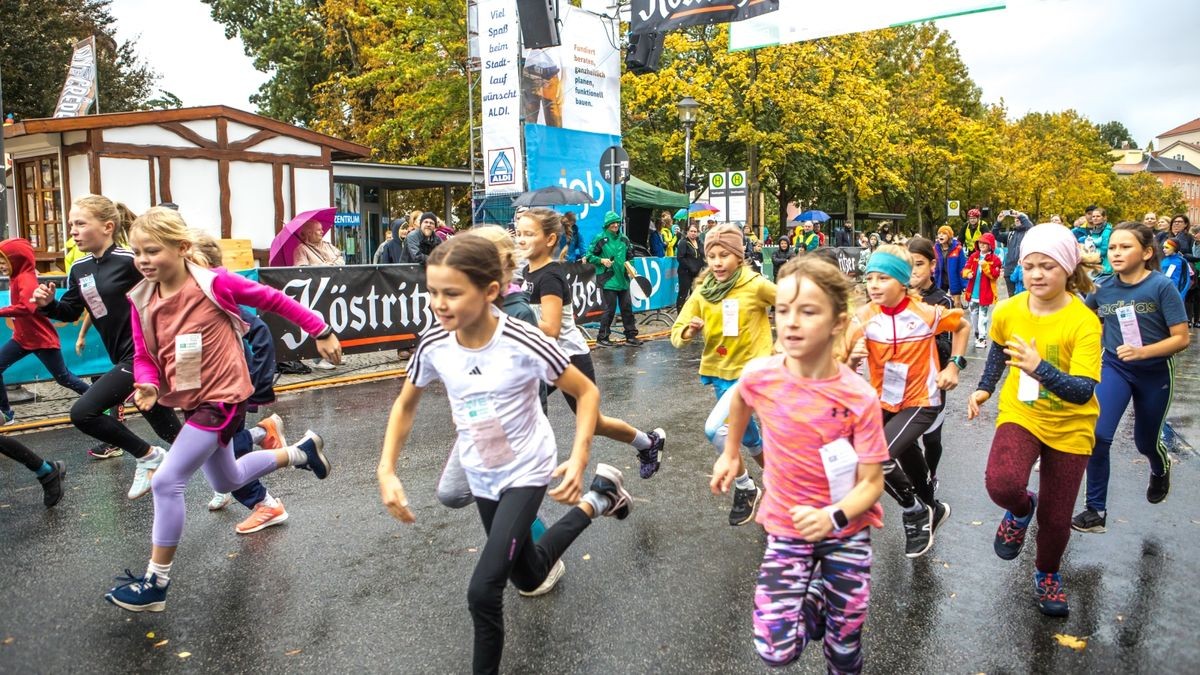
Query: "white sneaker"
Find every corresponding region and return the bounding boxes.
[312,358,336,371]
[128,447,165,500]
[207,492,233,511]
[519,559,566,597]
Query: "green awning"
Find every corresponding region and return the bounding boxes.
[625,175,689,209]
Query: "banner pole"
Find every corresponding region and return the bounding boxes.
[0,62,8,233]
[92,35,101,114]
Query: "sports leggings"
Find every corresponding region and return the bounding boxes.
[921,403,947,477]
[1084,353,1173,512]
[468,486,591,675]
[150,421,281,547]
[984,423,1088,573]
[70,360,181,458]
[703,376,763,455]
[753,530,872,673]
[0,434,46,472]
[881,407,938,508]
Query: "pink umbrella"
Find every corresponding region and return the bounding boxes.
[269,207,337,266]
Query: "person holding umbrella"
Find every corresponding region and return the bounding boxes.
[291,218,345,267]
[587,212,641,347]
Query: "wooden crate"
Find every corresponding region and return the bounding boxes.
[218,239,256,271]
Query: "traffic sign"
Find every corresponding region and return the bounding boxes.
[599,145,630,185]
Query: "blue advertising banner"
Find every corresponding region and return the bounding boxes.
[524,124,622,246]
[629,256,678,312]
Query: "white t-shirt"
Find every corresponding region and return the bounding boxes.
[408,309,570,500]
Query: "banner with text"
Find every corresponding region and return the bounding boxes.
[521,5,621,136]
[525,124,622,246]
[53,36,99,118]
[479,0,524,194]
[631,0,779,35]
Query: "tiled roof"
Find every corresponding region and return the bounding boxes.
[1158,117,1200,139]
[1147,156,1200,177]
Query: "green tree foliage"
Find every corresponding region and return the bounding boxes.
[0,0,156,118]
[1097,120,1137,149]
[1111,171,1187,223]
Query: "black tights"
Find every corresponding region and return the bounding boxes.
[882,407,938,508]
[0,435,44,472]
[70,361,181,458]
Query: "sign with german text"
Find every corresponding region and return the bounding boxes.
[631,0,779,35]
[53,37,99,118]
[479,0,524,193]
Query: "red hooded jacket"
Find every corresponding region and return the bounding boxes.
[962,232,1003,306]
[0,238,62,349]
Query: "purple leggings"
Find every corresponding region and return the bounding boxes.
[150,423,281,546]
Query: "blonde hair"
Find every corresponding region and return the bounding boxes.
[463,226,518,286]
[72,194,134,246]
[129,206,207,266]
[865,244,923,301]
[192,230,223,268]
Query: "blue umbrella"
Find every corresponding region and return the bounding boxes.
[793,209,831,223]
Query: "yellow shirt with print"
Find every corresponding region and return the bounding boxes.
[671,269,776,380]
[989,293,1102,455]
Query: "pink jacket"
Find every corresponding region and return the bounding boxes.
[128,262,328,390]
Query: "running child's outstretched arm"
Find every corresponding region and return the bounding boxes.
[936,313,971,391]
[378,379,424,523]
[547,365,599,506]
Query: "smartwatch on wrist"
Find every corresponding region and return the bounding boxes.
[827,508,849,532]
[950,355,967,371]
[317,326,334,340]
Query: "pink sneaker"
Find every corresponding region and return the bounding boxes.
[235,500,289,534]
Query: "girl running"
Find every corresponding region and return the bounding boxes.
[377,235,633,675]
[712,255,886,673]
[103,207,341,612]
[1072,222,1189,534]
[514,208,665,478]
[844,244,969,558]
[671,224,776,526]
[31,195,182,497]
[906,237,953,493]
[0,237,90,424]
[967,223,1102,617]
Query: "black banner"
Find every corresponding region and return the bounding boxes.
[630,0,779,35]
[257,263,607,360]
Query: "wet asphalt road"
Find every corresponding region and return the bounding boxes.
[1,337,1198,674]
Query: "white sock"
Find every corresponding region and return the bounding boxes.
[631,430,652,450]
[261,493,279,508]
[734,471,755,491]
[138,447,162,464]
[286,444,307,466]
[249,426,268,446]
[581,491,611,518]
[146,560,172,587]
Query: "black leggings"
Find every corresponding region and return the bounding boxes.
[882,407,938,508]
[921,403,947,476]
[546,352,596,413]
[0,435,45,471]
[469,486,591,675]
[1187,285,1200,324]
[69,361,181,458]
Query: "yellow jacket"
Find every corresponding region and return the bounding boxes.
[661,226,677,257]
[671,268,777,380]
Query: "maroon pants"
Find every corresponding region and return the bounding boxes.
[984,423,1089,573]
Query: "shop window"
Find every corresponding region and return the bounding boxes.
[15,155,63,253]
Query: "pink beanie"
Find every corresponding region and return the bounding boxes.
[1020,223,1080,273]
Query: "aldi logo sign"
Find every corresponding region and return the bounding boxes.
[488,149,516,186]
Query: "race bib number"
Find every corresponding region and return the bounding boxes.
[819,437,858,504]
[881,362,909,407]
[1017,368,1040,403]
[463,396,515,469]
[79,274,107,319]
[1116,305,1142,348]
[174,333,203,391]
[722,299,740,337]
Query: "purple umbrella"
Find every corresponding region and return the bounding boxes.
[270,207,337,266]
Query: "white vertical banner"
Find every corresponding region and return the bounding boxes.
[479,0,524,194]
[53,36,99,118]
[708,172,728,218]
[522,5,621,135]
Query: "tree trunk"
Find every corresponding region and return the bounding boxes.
[845,181,856,235]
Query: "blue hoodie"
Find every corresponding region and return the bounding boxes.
[1162,246,1191,297]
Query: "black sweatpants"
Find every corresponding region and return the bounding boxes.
[598,288,637,340]
[0,434,45,472]
[881,407,939,508]
[469,486,591,675]
[69,361,181,459]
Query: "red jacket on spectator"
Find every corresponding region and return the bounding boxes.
[0,238,61,349]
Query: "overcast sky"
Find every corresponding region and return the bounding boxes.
[109,0,1199,146]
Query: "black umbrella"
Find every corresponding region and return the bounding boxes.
[511,186,595,207]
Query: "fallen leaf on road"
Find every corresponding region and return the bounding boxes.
[153,640,169,648]
[177,652,192,659]
[2,637,13,645]
[582,554,591,561]
[1116,614,1124,622]
[146,632,155,639]
[1117,518,1128,524]
[0,504,10,509]
[285,649,303,656]
[467,547,477,553]
[971,521,983,526]
[227,553,238,559]
[943,563,950,569]
[949,593,957,599]
[1053,634,1087,651]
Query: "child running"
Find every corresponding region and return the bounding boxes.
[671,223,776,526]
[905,237,953,494]
[514,207,665,478]
[711,255,886,673]
[967,223,1102,617]
[844,244,969,558]
[32,195,182,496]
[103,207,341,612]
[1072,222,1189,534]
[377,235,633,675]
[962,232,1003,349]
[0,238,91,424]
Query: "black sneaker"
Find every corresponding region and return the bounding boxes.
[729,484,761,526]
[589,463,633,519]
[596,337,616,347]
[994,493,1037,560]
[931,500,951,533]
[1071,508,1106,533]
[1147,459,1171,504]
[38,460,66,508]
[902,503,934,558]
[625,336,643,347]
[637,428,665,479]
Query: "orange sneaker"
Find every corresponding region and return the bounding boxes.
[235,500,289,534]
[257,414,287,450]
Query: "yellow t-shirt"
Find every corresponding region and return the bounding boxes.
[989,293,1102,455]
[670,269,777,380]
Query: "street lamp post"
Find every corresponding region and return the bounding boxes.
[676,96,699,204]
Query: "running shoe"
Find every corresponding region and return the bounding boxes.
[596,337,616,347]
[257,413,287,450]
[1071,508,1106,533]
[207,492,232,511]
[127,448,165,500]
[729,484,762,526]
[2,409,15,426]
[105,570,168,613]
[236,500,289,534]
[87,444,125,460]
[931,500,952,533]
[38,460,66,508]
[637,428,666,479]
[519,559,566,597]
[1147,458,1171,504]
[625,336,643,347]
[902,503,934,558]
[589,463,633,519]
[311,358,336,370]
[292,431,331,479]
[994,492,1037,560]
[1034,570,1069,617]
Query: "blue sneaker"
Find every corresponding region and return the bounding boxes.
[994,492,1037,560]
[293,431,330,479]
[637,428,666,479]
[2,409,15,426]
[105,570,169,612]
[1034,570,1069,617]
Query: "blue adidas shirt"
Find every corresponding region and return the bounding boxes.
[1085,271,1188,365]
